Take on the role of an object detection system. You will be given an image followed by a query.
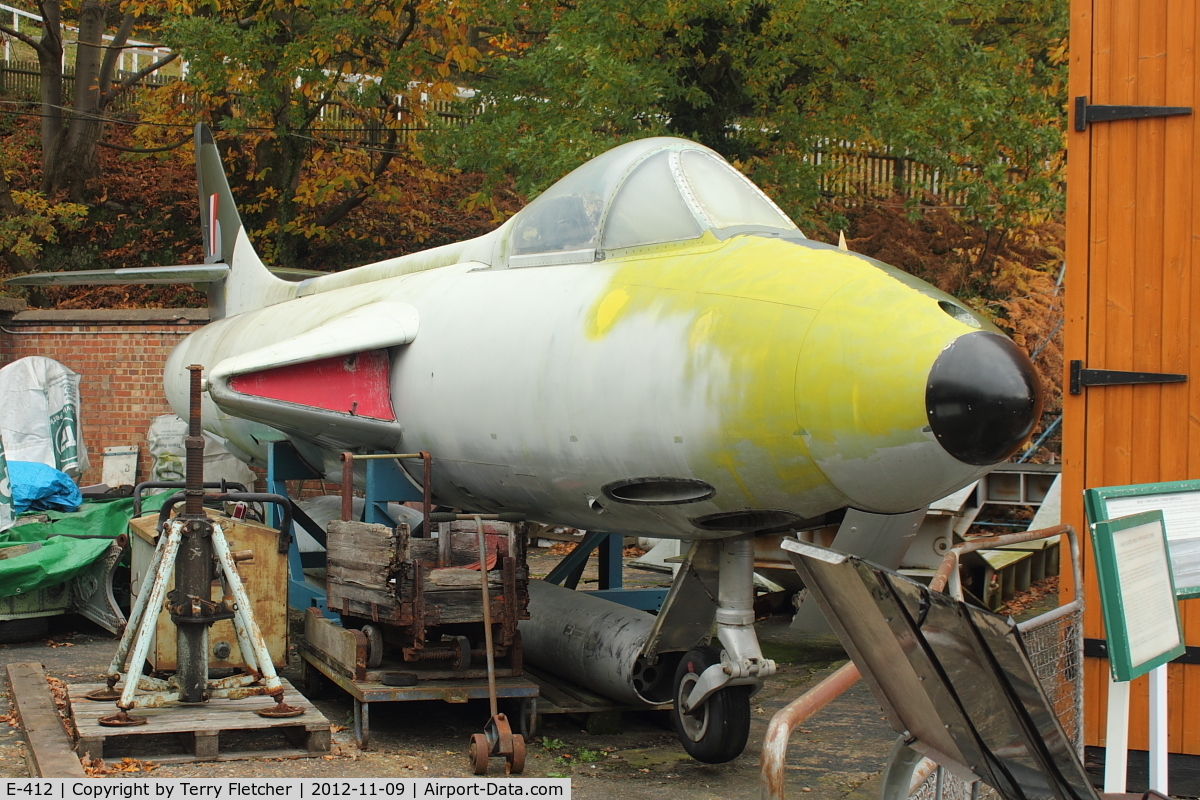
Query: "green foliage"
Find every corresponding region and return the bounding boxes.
[575,748,603,763]
[440,0,1069,229]
[539,737,566,751]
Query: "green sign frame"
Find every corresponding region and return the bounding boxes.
[1090,510,1185,682]
[1085,480,1200,600]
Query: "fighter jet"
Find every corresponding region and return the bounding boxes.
[10,125,1042,762]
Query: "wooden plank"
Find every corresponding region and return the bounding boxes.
[1122,0,1169,747]
[324,592,406,624]
[1128,0,1166,489]
[304,608,366,678]
[1094,0,1147,753]
[131,747,314,765]
[1060,0,1093,608]
[1181,0,1200,757]
[527,677,592,714]
[326,564,393,587]
[1082,0,1113,650]
[5,662,86,777]
[327,521,397,570]
[71,680,327,739]
[1163,0,1197,755]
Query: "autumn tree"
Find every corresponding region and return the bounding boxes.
[0,0,178,202]
[442,0,1068,229]
[132,0,481,267]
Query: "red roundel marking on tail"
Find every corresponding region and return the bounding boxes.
[229,349,395,420]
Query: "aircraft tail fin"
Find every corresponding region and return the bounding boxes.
[195,123,291,318]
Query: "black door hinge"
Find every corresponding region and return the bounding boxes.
[1075,96,1192,132]
[1069,360,1187,395]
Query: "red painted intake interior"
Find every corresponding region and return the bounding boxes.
[229,349,395,420]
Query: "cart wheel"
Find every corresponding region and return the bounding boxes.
[363,624,384,669]
[506,734,526,775]
[469,733,490,775]
[452,635,472,670]
[499,698,536,737]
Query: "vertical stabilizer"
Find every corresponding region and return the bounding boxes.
[195,123,292,319]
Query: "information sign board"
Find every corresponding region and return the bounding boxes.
[1090,510,1185,682]
[1085,480,1200,599]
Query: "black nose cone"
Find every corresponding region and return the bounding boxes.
[926,332,1043,466]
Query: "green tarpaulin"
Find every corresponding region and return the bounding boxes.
[0,493,172,598]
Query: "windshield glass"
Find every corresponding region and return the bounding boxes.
[601,151,703,250]
[509,139,673,257]
[677,149,797,232]
[504,137,801,264]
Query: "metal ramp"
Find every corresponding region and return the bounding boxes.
[779,538,1116,800]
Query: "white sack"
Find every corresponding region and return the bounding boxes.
[0,356,88,478]
[146,414,257,491]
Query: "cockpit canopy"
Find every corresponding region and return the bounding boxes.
[501,138,801,268]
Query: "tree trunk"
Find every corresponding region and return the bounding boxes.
[43,0,110,201]
[36,0,64,190]
[252,131,308,267]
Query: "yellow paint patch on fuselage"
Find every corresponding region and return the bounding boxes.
[795,270,972,464]
[688,310,716,350]
[590,287,631,338]
[584,233,979,511]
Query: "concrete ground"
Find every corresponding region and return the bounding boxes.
[0,547,898,800]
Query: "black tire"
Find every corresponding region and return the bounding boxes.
[671,645,751,764]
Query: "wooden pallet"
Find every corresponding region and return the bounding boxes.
[71,678,331,764]
[524,666,670,735]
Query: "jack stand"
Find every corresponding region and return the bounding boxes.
[91,364,304,725]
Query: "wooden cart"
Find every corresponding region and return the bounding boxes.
[300,518,537,747]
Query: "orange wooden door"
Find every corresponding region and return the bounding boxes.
[1063,0,1200,754]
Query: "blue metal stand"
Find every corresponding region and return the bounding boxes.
[266,441,327,611]
[543,531,667,611]
[363,456,423,526]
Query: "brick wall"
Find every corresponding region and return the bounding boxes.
[0,304,209,486]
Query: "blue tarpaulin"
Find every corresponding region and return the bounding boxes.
[9,460,82,513]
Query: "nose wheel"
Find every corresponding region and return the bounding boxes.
[671,646,751,764]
